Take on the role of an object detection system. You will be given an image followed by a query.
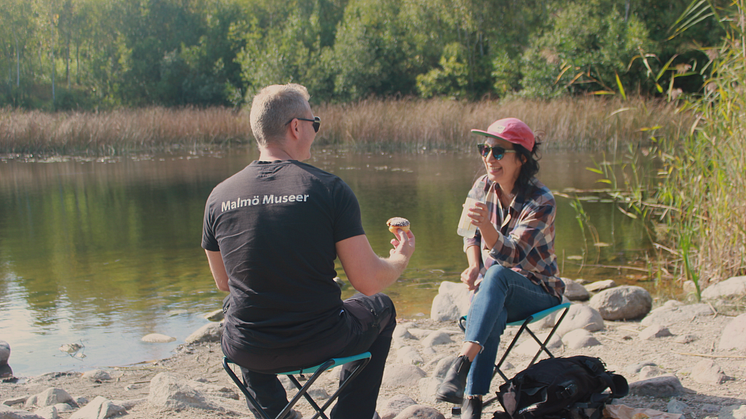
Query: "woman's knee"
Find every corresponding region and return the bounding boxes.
[481,265,513,291]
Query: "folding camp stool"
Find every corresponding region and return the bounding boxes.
[223,352,371,419]
[458,302,572,383]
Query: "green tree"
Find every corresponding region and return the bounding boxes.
[327,0,408,101]
[520,1,653,98]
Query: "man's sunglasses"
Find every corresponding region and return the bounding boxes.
[477,144,516,160]
[287,116,321,133]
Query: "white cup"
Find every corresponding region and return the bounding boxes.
[456,197,481,238]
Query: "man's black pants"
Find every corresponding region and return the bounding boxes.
[223,293,396,419]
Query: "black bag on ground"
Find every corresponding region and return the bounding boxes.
[495,356,628,419]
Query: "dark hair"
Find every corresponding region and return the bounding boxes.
[513,142,541,196]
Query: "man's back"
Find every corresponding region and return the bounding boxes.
[202,160,365,355]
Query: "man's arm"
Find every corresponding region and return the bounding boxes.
[336,230,415,296]
[205,250,230,292]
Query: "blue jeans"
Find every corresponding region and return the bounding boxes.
[463,265,560,396]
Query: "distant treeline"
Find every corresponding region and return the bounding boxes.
[0,0,730,110]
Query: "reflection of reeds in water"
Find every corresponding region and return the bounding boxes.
[1,97,688,154]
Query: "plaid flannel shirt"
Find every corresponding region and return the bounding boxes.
[464,175,565,300]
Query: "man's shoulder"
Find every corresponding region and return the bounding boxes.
[292,160,341,180]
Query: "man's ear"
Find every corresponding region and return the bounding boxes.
[287,119,302,140]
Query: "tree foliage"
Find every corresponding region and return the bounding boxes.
[0,0,734,109]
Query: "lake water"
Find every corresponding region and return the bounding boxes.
[0,148,658,377]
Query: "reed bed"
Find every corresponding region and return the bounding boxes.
[1,96,689,155]
[0,106,252,155]
[315,96,690,151]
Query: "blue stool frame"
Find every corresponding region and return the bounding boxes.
[459,302,572,383]
[223,352,372,419]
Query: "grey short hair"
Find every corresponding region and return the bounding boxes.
[249,84,311,147]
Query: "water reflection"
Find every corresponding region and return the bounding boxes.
[0,149,654,376]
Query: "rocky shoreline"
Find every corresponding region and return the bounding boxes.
[2,276,746,419]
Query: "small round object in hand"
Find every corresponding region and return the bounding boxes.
[386,217,411,234]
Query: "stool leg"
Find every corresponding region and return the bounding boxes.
[223,358,273,419]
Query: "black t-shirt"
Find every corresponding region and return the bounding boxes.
[202,160,365,354]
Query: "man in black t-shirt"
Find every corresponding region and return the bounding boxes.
[202,83,415,419]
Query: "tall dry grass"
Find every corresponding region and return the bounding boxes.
[1,96,690,154]
[316,96,690,150]
[0,107,252,155]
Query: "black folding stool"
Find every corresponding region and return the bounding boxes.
[223,352,371,419]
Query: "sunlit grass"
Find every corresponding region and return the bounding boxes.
[1,96,690,155]
[0,107,252,155]
[315,96,689,151]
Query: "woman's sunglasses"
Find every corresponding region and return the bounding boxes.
[477,144,516,160]
[287,116,321,133]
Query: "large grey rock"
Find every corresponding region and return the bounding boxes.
[589,286,652,320]
[638,325,672,340]
[141,333,176,343]
[554,304,604,337]
[392,405,446,419]
[25,389,76,410]
[561,329,601,349]
[147,372,220,411]
[432,356,456,379]
[32,406,57,419]
[69,397,125,419]
[421,331,452,347]
[585,280,617,292]
[0,341,9,366]
[719,405,746,419]
[393,325,416,341]
[187,379,238,400]
[430,281,470,322]
[51,404,74,413]
[638,365,664,380]
[382,364,426,388]
[702,276,746,299]
[720,313,746,351]
[691,359,727,384]
[628,375,684,398]
[185,322,223,344]
[562,278,590,301]
[641,302,714,327]
[204,309,224,322]
[667,399,688,414]
[0,364,12,379]
[624,361,658,376]
[81,370,111,382]
[417,377,442,403]
[0,405,46,419]
[397,346,424,366]
[515,333,562,355]
[379,395,418,419]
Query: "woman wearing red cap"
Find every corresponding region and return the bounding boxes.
[436,118,565,418]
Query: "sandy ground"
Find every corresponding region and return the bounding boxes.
[2,304,746,419]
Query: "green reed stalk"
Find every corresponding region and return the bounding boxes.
[644,1,746,291]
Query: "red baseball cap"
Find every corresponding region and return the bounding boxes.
[471,117,535,151]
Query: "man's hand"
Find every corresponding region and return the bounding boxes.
[337,229,416,296]
[390,229,415,260]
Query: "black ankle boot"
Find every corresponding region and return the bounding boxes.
[436,355,471,404]
[462,397,482,419]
